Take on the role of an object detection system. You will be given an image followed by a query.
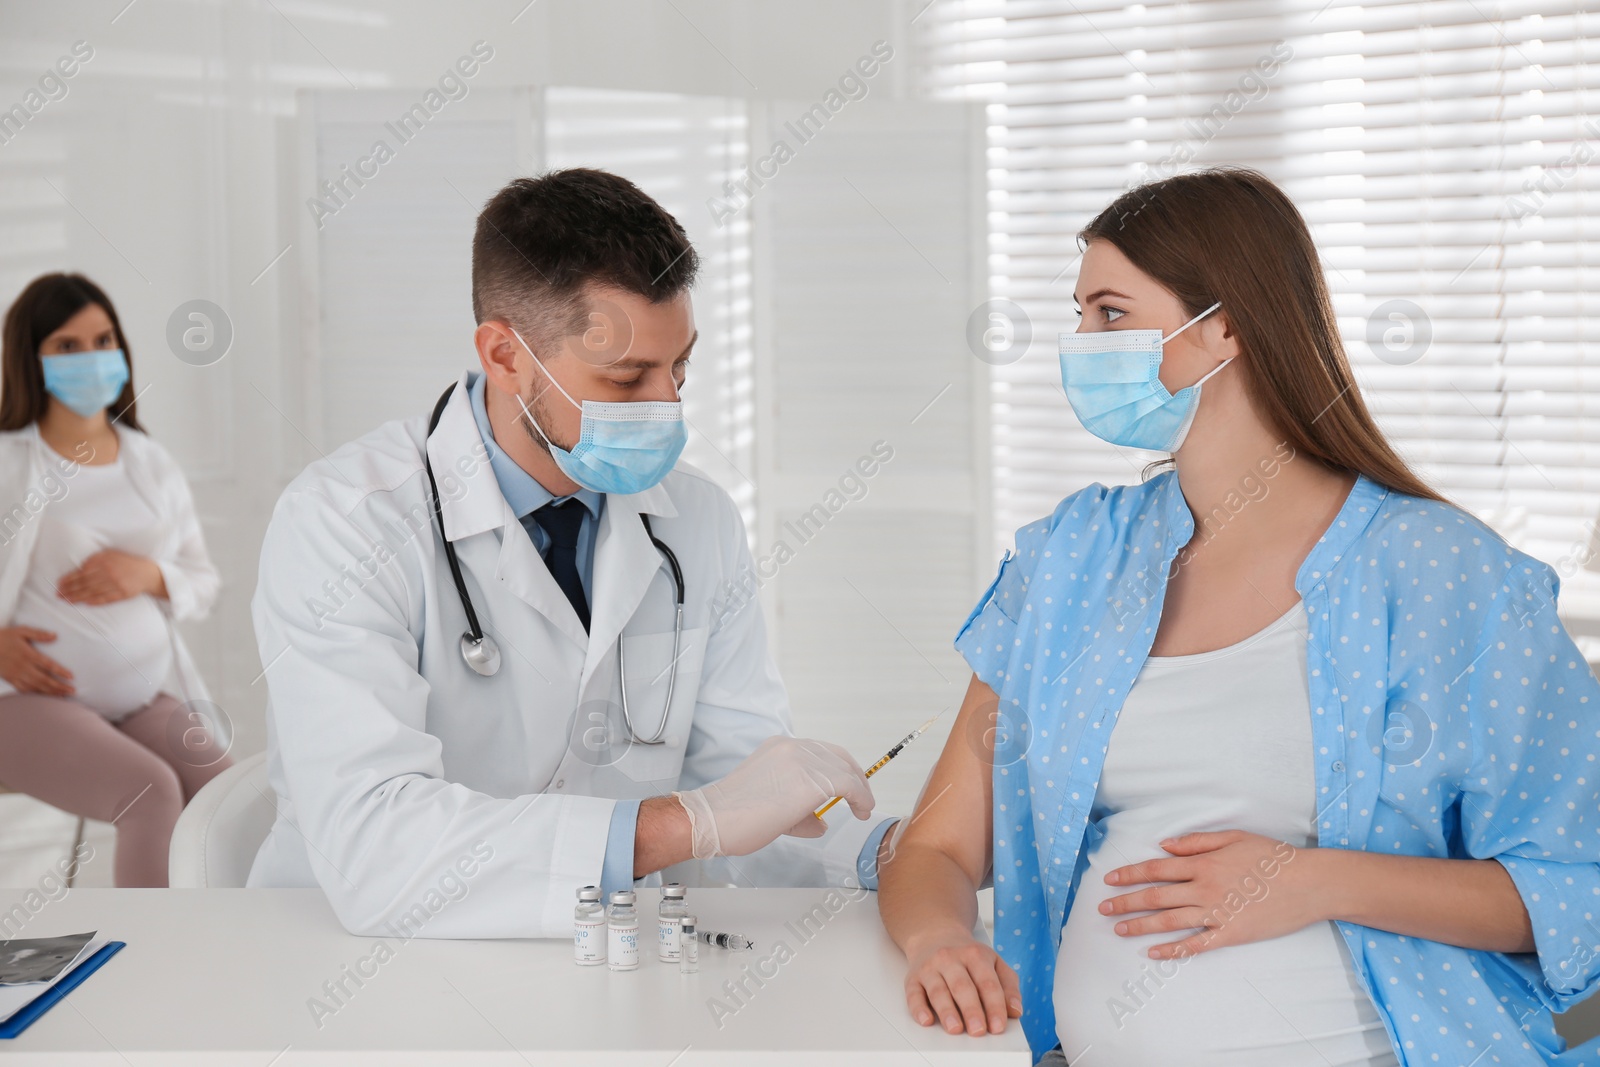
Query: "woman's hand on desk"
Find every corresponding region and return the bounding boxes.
[0,627,74,696]
[56,549,166,605]
[1098,829,1327,960]
[902,927,1023,1037]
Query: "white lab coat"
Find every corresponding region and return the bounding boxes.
[247,371,890,938]
[0,423,219,707]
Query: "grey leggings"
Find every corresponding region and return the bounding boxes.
[0,692,234,886]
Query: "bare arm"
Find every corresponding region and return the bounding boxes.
[633,795,693,878]
[881,673,994,946]
[1322,850,1535,954]
[879,674,1022,1037]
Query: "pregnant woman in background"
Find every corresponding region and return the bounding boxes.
[879,169,1600,1066]
[0,273,232,887]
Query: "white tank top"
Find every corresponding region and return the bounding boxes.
[6,452,174,719]
[1053,600,1399,1066]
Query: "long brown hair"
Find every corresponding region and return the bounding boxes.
[0,272,144,432]
[1079,166,1442,503]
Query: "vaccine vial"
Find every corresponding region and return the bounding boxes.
[574,885,605,966]
[607,890,639,971]
[658,883,688,962]
[679,915,699,974]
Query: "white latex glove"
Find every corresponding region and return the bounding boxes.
[672,735,875,859]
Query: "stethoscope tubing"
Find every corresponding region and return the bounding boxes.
[425,385,489,645]
[424,381,685,746]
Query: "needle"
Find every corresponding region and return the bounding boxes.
[813,713,942,820]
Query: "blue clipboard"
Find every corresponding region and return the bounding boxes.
[0,940,125,1039]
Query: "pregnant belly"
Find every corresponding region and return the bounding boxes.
[1053,829,1399,1067]
[11,591,173,718]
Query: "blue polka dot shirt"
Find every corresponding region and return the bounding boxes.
[954,470,1600,1066]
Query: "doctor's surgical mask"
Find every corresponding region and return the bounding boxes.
[1058,300,1227,453]
[509,326,688,496]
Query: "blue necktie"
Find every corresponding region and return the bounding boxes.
[533,499,590,632]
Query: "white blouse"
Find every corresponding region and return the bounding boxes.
[0,424,218,712]
[8,455,174,718]
[1053,600,1400,1066]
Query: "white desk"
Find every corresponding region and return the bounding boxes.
[1,887,1031,1065]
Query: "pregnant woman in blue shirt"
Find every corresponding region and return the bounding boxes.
[878,167,1600,1066]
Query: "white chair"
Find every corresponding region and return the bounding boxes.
[0,782,86,888]
[167,750,274,888]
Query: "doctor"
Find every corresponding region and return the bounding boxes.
[247,168,900,937]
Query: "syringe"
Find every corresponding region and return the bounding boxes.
[813,713,941,820]
[696,928,755,951]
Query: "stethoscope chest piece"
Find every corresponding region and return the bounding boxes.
[460,631,501,676]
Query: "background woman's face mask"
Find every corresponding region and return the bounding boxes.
[1058,301,1227,452]
[41,348,129,418]
[510,327,687,495]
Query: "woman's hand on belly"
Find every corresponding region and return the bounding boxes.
[1098,829,1334,961]
[56,549,165,605]
[0,626,74,696]
[902,928,1024,1037]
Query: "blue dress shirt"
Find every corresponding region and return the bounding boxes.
[468,370,897,898]
[957,468,1600,1064]
[467,371,603,596]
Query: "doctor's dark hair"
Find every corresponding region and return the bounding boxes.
[1079,167,1442,503]
[471,168,700,346]
[0,272,143,433]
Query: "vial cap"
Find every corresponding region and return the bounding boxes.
[681,914,696,930]
[610,890,636,905]
[662,883,687,899]
[577,886,603,901]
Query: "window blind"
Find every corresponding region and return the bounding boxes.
[543,87,756,527]
[918,0,1600,631]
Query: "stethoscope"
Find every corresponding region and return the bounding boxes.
[423,382,686,745]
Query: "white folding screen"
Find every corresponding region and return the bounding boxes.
[919,1,1600,637]
[297,88,536,459]
[302,88,987,815]
[749,98,989,816]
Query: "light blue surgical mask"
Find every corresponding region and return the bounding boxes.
[41,348,130,418]
[1059,301,1227,452]
[510,327,687,495]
